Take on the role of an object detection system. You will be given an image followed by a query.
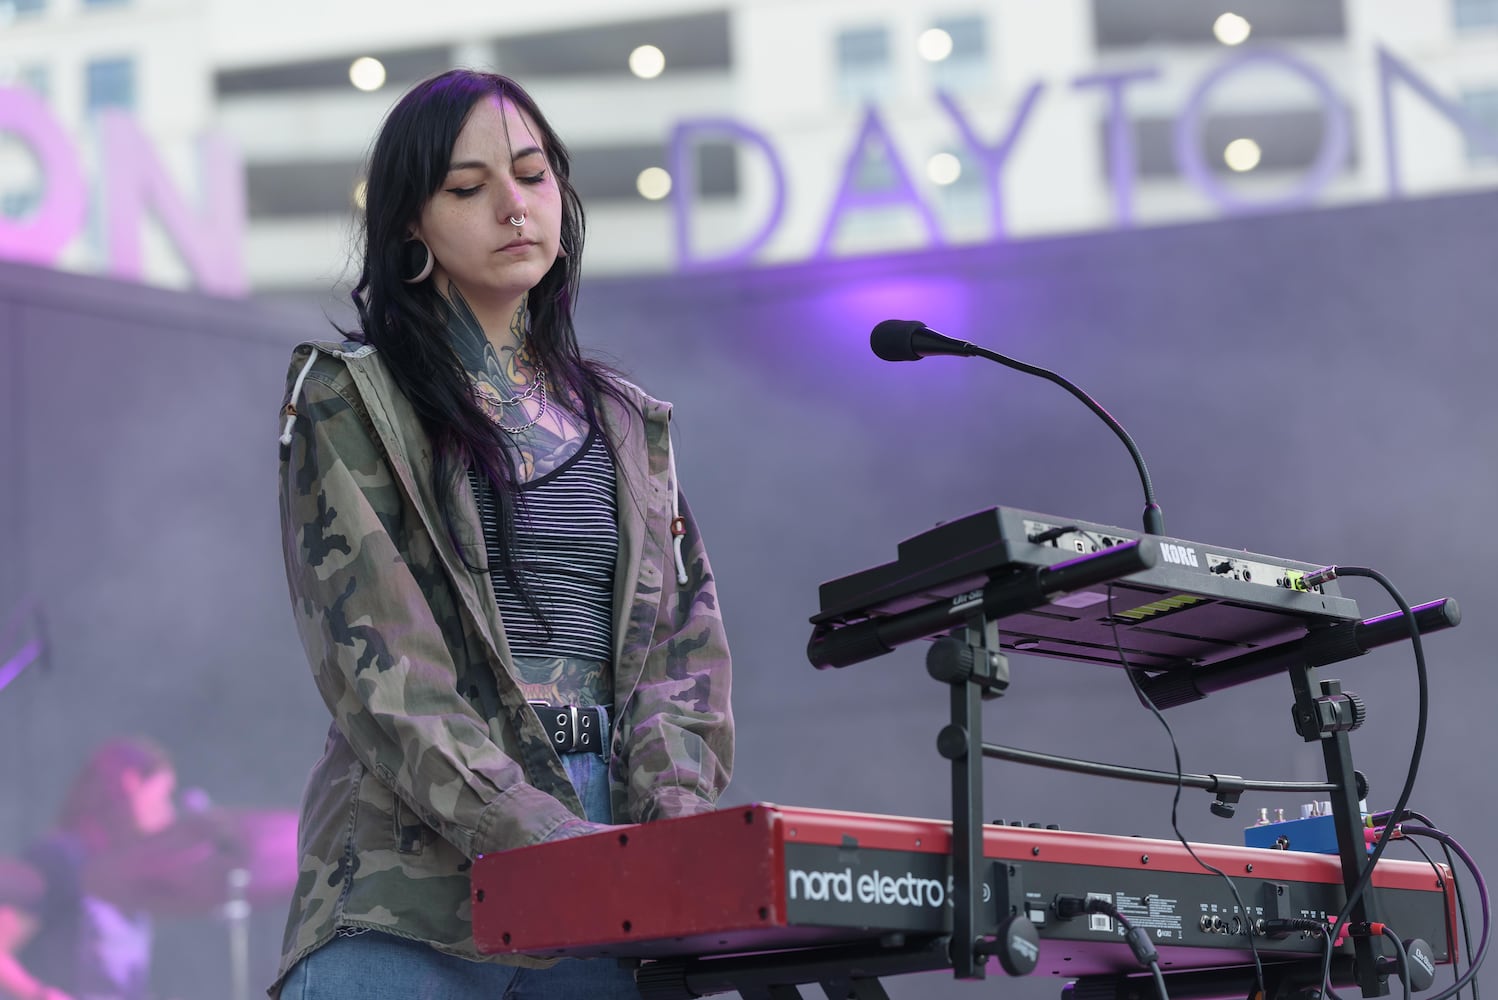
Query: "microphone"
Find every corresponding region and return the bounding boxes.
[870,319,979,361]
[869,319,1165,535]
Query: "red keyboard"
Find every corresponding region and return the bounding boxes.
[471,803,1455,979]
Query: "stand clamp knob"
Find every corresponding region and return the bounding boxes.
[1293,689,1366,740]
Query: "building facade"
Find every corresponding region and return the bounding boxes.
[1,0,1496,293]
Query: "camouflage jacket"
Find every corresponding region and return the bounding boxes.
[272,341,733,988]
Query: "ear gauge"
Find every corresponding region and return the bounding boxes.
[401,238,434,284]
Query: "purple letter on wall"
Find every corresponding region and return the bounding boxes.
[1174,48,1350,214]
[937,83,1045,239]
[100,112,248,296]
[1376,44,1498,197]
[0,87,87,266]
[1073,67,1161,228]
[815,106,944,259]
[669,118,786,270]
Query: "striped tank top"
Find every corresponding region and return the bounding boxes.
[468,427,618,661]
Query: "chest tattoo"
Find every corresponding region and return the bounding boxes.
[446,296,589,481]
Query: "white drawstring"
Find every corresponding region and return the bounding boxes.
[667,429,688,586]
[278,345,374,444]
[605,373,690,587]
[279,349,320,446]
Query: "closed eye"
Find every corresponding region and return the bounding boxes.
[519,171,548,185]
[446,185,482,197]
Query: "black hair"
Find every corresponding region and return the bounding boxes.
[56,736,173,851]
[348,69,632,609]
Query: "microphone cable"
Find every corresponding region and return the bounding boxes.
[1382,824,1491,1000]
[1304,567,1430,972]
[1400,823,1480,1000]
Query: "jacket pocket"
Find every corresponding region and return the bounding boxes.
[366,760,432,857]
[393,795,432,856]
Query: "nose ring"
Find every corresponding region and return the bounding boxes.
[509,215,525,227]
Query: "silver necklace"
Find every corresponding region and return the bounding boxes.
[474,371,548,433]
[475,365,546,405]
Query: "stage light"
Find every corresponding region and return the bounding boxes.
[1213,13,1252,46]
[629,45,665,79]
[1224,138,1262,172]
[636,167,672,200]
[926,153,962,186]
[918,28,954,62]
[349,57,386,92]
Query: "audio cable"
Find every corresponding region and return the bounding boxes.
[1054,895,1169,1000]
[1105,586,1267,1000]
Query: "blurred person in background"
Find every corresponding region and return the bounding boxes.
[18,737,177,1000]
[16,735,294,1000]
[0,856,70,1000]
[273,69,733,1000]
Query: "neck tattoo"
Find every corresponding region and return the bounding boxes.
[445,295,549,434]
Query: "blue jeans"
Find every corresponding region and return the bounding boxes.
[557,707,612,825]
[280,734,629,998]
[278,930,641,1000]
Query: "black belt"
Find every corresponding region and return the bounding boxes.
[529,703,606,754]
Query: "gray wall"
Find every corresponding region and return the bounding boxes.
[2,188,1494,999]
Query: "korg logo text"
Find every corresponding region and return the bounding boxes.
[1160,543,1199,568]
[788,867,946,908]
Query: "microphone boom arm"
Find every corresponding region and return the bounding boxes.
[971,345,1164,535]
[869,319,1164,536]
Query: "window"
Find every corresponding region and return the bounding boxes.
[216,46,449,96]
[1122,108,1357,179]
[930,148,981,193]
[5,0,48,20]
[1454,0,1498,30]
[849,145,898,195]
[928,15,989,93]
[0,189,41,217]
[929,148,984,239]
[1461,89,1498,161]
[0,135,42,220]
[491,11,731,78]
[1093,0,1345,49]
[836,26,893,104]
[85,56,135,112]
[19,64,50,100]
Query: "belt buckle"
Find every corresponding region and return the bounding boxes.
[526,701,599,754]
[528,700,573,752]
